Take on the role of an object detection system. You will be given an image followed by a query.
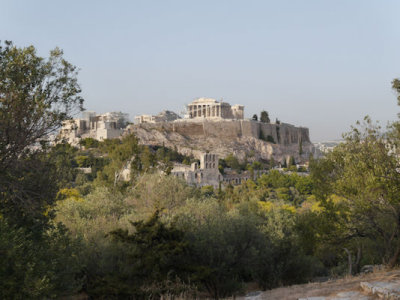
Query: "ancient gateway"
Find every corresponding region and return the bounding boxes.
[59,111,129,144]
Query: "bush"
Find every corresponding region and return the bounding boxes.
[173,200,262,298]
[0,220,82,299]
[106,212,194,298]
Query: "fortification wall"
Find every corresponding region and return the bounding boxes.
[202,121,242,139]
[127,119,314,163]
[240,120,258,137]
[172,122,204,136]
[131,120,310,145]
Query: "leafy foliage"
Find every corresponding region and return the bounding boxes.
[107,212,191,298]
[311,117,400,268]
[0,41,83,227]
[3,41,400,298]
[0,219,82,299]
[260,110,270,123]
[0,41,83,168]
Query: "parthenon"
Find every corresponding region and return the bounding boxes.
[187,98,244,120]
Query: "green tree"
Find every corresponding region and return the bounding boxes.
[252,114,258,121]
[48,143,79,188]
[260,110,270,123]
[75,155,90,167]
[0,41,84,297]
[109,212,190,298]
[94,134,141,187]
[0,41,83,227]
[79,137,99,149]
[175,201,262,298]
[253,204,320,289]
[0,220,82,299]
[311,115,400,268]
[0,41,83,168]
[224,153,242,171]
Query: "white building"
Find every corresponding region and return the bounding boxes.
[135,110,181,124]
[59,111,129,144]
[186,98,244,120]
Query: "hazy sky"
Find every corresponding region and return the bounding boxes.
[2,0,400,141]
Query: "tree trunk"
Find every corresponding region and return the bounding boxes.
[354,246,362,273]
[388,244,400,268]
[344,248,352,275]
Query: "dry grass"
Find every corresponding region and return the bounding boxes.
[236,268,400,300]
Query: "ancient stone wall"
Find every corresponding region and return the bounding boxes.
[172,122,204,136]
[203,120,242,139]
[126,119,314,164]
[129,120,310,146]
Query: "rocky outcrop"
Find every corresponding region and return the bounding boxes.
[125,119,315,163]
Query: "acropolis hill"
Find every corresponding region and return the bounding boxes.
[128,98,315,164]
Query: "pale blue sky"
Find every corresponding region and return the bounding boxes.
[2,0,400,141]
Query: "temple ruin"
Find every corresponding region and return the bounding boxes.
[186,98,244,120]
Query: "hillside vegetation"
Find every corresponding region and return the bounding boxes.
[2,42,400,299]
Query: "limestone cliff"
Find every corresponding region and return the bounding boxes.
[125,120,315,163]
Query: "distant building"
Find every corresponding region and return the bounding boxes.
[186,98,244,120]
[134,114,158,124]
[135,110,181,124]
[59,111,129,144]
[171,153,222,189]
[313,140,343,154]
[170,152,264,188]
[134,98,244,124]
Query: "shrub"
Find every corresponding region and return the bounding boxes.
[0,220,82,299]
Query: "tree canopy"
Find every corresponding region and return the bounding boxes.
[0,41,83,167]
[260,110,270,123]
[309,80,400,268]
[0,41,83,227]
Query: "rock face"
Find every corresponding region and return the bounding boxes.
[125,119,315,163]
